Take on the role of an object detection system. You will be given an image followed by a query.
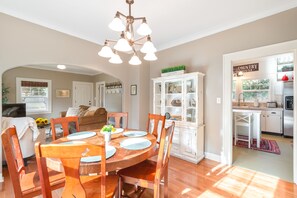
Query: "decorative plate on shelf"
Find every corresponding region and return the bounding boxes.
[171,99,182,106]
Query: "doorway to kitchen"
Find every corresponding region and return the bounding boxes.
[222,39,297,184]
[232,53,294,182]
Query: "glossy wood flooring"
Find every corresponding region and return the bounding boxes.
[1,156,296,197]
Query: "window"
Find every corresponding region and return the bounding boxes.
[242,79,270,102]
[16,78,52,114]
[232,80,236,100]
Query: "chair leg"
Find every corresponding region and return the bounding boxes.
[164,168,168,198]
[234,122,237,146]
[118,177,123,198]
[248,121,251,148]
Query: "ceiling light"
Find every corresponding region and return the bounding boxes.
[109,51,123,64]
[129,53,142,65]
[98,0,157,65]
[144,52,158,61]
[57,64,66,70]
[98,41,114,58]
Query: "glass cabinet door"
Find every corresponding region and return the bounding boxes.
[164,80,183,121]
[154,81,162,114]
[185,77,197,123]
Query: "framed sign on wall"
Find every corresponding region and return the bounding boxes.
[130,85,137,95]
[56,89,70,98]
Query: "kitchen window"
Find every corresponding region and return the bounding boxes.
[242,79,270,102]
[232,80,236,100]
[16,78,52,114]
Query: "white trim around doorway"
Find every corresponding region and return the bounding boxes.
[222,40,297,184]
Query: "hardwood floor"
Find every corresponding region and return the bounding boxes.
[1,156,296,197]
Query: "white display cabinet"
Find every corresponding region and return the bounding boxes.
[152,72,205,163]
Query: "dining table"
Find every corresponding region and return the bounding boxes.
[45,128,157,175]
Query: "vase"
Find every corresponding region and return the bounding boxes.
[104,132,111,142]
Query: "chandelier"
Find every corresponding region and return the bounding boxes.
[98,0,157,65]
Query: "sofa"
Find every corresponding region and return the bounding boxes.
[1,117,46,162]
[61,105,107,131]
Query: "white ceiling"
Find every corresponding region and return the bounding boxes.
[1,0,297,74]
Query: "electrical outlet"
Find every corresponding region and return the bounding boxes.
[216,98,221,104]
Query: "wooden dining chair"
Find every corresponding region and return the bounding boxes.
[1,126,65,198]
[107,112,128,129]
[118,122,175,198]
[146,113,166,141]
[35,141,119,198]
[50,116,80,140]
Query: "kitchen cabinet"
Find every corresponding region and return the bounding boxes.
[152,72,205,164]
[261,110,283,134]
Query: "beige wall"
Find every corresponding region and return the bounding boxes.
[150,7,297,155]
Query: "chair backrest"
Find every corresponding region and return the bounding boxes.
[1,126,26,197]
[107,112,128,129]
[35,142,106,198]
[146,113,166,141]
[234,112,253,125]
[50,116,80,140]
[155,122,175,183]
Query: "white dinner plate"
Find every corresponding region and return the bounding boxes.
[100,128,124,134]
[59,141,86,145]
[80,145,116,163]
[67,131,96,140]
[123,131,147,137]
[120,138,152,150]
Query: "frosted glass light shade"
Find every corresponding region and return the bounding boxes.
[109,17,125,32]
[109,53,123,64]
[57,64,66,69]
[140,40,156,53]
[137,22,152,36]
[144,52,157,61]
[114,38,132,52]
[98,45,114,58]
[129,54,142,65]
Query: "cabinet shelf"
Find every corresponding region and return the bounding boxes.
[165,106,182,108]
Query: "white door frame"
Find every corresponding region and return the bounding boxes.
[72,81,94,107]
[222,40,297,184]
[95,81,105,107]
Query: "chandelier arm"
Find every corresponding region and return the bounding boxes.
[133,42,143,46]
[134,35,148,42]
[134,17,146,21]
[117,11,127,19]
[105,39,117,43]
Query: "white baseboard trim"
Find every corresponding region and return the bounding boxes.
[0,173,4,182]
[204,152,221,162]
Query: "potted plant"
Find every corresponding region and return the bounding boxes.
[101,124,115,142]
[2,83,9,104]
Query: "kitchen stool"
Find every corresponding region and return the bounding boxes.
[234,112,253,148]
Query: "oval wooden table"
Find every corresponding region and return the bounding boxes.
[46,129,157,175]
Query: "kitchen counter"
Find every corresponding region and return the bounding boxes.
[233,106,283,111]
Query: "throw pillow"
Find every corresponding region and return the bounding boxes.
[88,106,99,111]
[84,110,95,116]
[65,107,80,117]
